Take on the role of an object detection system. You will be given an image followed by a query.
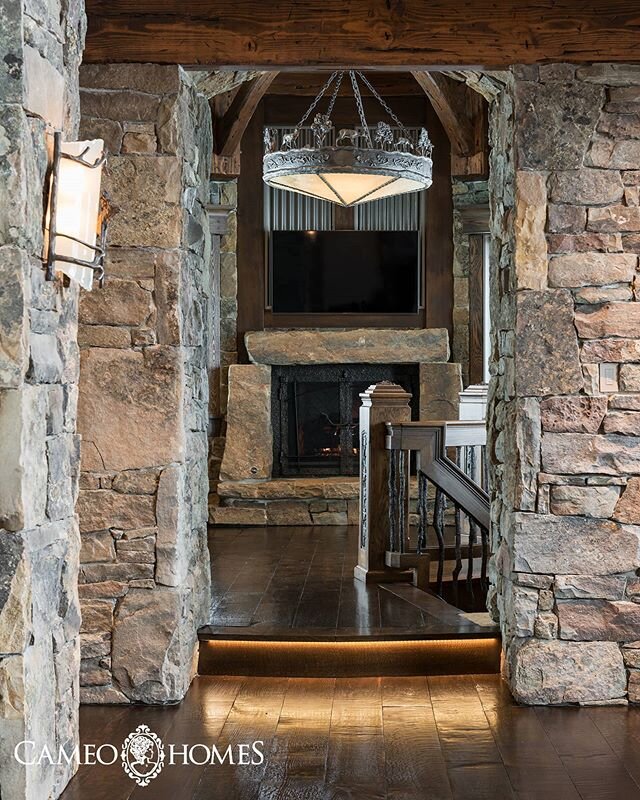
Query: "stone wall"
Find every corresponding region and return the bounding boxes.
[488,64,640,704]
[76,65,212,703]
[0,0,85,797]
[452,178,489,386]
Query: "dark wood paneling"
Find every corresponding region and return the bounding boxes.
[425,101,453,339]
[236,98,265,359]
[468,233,484,386]
[85,1,640,67]
[264,95,429,128]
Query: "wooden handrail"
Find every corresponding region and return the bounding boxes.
[386,421,490,531]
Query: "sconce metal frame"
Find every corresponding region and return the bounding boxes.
[44,131,109,285]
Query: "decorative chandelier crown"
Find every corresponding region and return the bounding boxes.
[263,70,433,207]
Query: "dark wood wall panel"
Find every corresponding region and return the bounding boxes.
[424,103,453,341]
[236,100,265,360]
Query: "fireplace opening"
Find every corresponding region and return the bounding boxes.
[272,364,419,477]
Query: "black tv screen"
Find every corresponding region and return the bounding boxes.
[270,230,420,314]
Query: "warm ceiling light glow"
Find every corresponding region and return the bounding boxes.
[263,70,433,207]
[45,133,107,290]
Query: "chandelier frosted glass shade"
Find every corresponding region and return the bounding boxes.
[263,145,433,207]
[262,70,434,207]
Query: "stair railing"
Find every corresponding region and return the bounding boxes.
[386,420,490,602]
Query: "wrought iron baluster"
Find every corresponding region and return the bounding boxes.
[398,449,407,554]
[465,445,477,602]
[433,488,446,598]
[417,470,428,554]
[388,449,399,552]
[480,524,490,592]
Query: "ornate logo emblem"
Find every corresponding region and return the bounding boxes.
[121,725,165,787]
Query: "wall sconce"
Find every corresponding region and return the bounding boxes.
[44,132,108,291]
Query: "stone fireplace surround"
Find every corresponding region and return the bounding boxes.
[210,327,462,526]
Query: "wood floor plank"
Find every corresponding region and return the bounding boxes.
[560,753,640,799]
[383,705,453,800]
[535,707,616,757]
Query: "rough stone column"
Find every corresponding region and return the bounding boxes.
[0,0,86,797]
[489,63,640,704]
[76,65,212,703]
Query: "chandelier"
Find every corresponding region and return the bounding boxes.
[263,71,433,207]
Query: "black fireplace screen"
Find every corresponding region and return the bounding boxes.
[272,364,419,477]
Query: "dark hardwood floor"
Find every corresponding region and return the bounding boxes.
[200,526,497,641]
[61,674,640,800]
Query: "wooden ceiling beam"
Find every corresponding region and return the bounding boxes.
[214,72,278,157]
[412,71,488,179]
[84,1,640,67]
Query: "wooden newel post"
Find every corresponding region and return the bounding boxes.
[354,382,412,584]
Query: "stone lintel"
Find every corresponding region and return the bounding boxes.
[245,328,449,365]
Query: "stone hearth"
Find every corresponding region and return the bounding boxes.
[210,328,461,526]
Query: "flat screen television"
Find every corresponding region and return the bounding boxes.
[269,230,420,314]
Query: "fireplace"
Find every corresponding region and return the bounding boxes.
[272,364,419,477]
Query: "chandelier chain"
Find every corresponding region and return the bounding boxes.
[356,71,408,133]
[326,71,344,119]
[349,71,373,147]
[295,71,339,129]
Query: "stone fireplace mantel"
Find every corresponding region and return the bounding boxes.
[245,328,449,365]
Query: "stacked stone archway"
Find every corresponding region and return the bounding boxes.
[487,64,640,703]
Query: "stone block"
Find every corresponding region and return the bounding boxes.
[613,478,640,524]
[512,513,640,575]
[81,632,111,659]
[112,469,159,495]
[155,464,184,586]
[245,328,449,365]
[515,291,583,396]
[597,113,640,139]
[554,575,627,600]
[79,279,154,326]
[79,563,154,584]
[80,656,112,686]
[79,117,123,155]
[22,44,64,129]
[0,534,29,654]
[547,204,586,233]
[112,587,190,703]
[610,394,640,411]
[540,396,607,433]
[267,502,312,526]
[28,332,63,383]
[220,365,272,481]
[547,232,623,254]
[311,511,348,525]
[582,339,640,363]
[589,140,640,170]
[588,205,640,232]
[103,156,182,248]
[542,433,640,475]
[0,386,47,531]
[80,64,180,94]
[76,491,155,533]
[577,64,640,85]
[80,600,114,634]
[549,168,624,206]
[515,81,604,170]
[558,599,640,641]
[419,362,462,421]
[576,303,640,339]
[621,366,640,392]
[122,131,157,154]
[504,581,538,637]
[549,485,619,518]
[80,531,116,563]
[534,613,558,639]
[78,346,184,471]
[574,286,633,304]
[209,506,267,526]
[514,171,547,289]
[510,640,626,704]
[604,411,640,435]
[77,580,128,599]
[0,246,29,388]
[549,253,637,288]
[78,325,131,349]
[79,89,161,122]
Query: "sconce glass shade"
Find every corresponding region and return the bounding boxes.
[46,138,105,290]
